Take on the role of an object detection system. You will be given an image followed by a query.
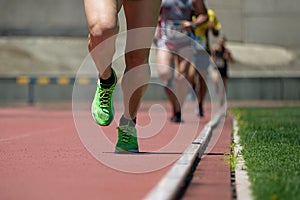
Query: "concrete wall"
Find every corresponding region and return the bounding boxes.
[207,0,300,47]
[0,0,88,36]
[243,0,300,47]
[0,0,299,46]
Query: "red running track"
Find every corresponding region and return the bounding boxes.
[0,101,212,200]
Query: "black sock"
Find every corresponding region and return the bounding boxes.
[199,102,203,110]
[199,102,204,116]
[99,71,116,89]
[119,115,136,127]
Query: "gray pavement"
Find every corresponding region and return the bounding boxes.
[0,36,299,78]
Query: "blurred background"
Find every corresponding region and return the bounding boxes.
[0,0,299,104]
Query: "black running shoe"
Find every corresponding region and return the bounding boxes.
[170,115,183,123]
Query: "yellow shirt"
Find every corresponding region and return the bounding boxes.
[193,9,221,50]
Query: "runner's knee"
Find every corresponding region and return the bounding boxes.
[157,65,172,82]
[89,19,119,42]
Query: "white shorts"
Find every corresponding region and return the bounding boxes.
[157,38,195,59]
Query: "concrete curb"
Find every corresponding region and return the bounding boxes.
[143,109,225,200]
[233,118,253,200]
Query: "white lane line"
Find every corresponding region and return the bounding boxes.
[233,119,253,200]
[0,128,63,143]
[0,134,33,142]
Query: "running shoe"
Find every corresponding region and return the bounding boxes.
[170,111,183,123]
[170,115,183,123]
[115,124,139,153]
[92,70,117,126]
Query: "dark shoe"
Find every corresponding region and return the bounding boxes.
[170,115,183,123]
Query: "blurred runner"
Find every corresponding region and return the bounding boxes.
[211,34,234,105]
[156,0,208,123]
[84,0,161,153]
[189,9,221,117]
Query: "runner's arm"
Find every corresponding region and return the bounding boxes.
[192,0,208,28]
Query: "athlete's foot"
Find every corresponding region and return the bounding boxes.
[92,69,117,126]
[170,116,183,123]
[115,123,139,153]
[170,112,183,123]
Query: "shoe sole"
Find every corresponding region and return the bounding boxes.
[115,147,139,154]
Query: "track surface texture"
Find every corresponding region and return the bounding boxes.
[0,101,210,200]
[2,101,297,199]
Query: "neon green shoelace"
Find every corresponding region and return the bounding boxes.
[117,125,135,144]
[97,86,114,108]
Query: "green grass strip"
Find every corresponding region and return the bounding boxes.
[232,106,300,200]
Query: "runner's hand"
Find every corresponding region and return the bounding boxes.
[182,21,193,32]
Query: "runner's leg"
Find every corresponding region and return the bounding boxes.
[156,49,179,117]
[84,0,123,78]
[174,48,193,118]
[220,76,227,105]
[173,53,192,118]
[197,74,206,116]
[122,0,161,120]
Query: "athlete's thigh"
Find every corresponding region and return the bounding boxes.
[84,0,123,28]
[123,0,161,50]
[157,49,173,68]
